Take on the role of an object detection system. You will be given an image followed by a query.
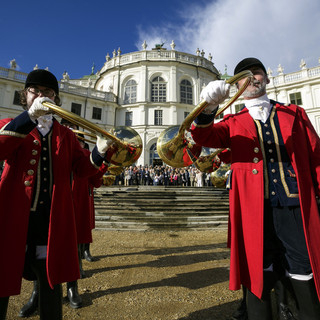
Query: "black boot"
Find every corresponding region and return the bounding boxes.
[78,245,86,279]
[83,243,96,262]
[290,278,320,320]
[19,280,39,317]
[247,289,273,320]
[278,302,296,320]
[232,298,248,320]
[232,286,248,320]
[67,281,82,309]
[0,296,9,320]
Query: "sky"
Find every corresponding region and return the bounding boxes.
[1,0,320,80]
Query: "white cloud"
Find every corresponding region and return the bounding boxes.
[137,0,320,75]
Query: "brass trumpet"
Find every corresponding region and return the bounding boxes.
[72,129,96,145]
[157,70,253,168]
[42,101,143,167]
[194,148,225,173]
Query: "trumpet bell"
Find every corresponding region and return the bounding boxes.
[210,163,231,188]
[156,125,202,168]
[108,126,143,167]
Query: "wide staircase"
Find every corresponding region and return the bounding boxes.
[94,186,229,231]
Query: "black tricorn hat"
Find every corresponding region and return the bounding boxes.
[234,57,267,75]
[25,69,59,94]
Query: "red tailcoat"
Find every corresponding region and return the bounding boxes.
[0,119,99,297]
[191,103,320,299]
[72,150,108,244]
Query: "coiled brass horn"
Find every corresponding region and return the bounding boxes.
[42,101,143,167]
[156,70,253,168]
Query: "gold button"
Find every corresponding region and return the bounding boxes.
[266,131,270,135]
[32,150,38,155]
[43,147,47,151]
[271,191,276,195]
[271,169,276,173]
[43,157,47,161]
[33,140,39,145]
[254,147,259,153]
[44,189,47,192]
[42,138,46,141]
[264,124,268,127]
[273,179,278,183]
[27,170,34,175]
[267,140,272,144]
[269,149,273,153]
[253,157,259,163]
[252,169,258,174]
[40,201,44,204]
[44,178,47,181]
[270,158,274,163]
[30,159,36,165]
[24,181,31,186]
[43,167,47,171]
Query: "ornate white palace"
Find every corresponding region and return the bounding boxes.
[1,42,320,166]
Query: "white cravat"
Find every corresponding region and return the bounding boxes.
[245,94,272,123]
[37,114,53,136]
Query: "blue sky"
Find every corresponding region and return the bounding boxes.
[1,0,320,80]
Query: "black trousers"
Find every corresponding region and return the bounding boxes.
[27,256,62,320]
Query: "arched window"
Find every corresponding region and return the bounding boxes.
[151,76,166,102]
[180,79,193,104]
[124,79,137,104]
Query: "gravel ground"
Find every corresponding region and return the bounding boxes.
[6,229,243,320]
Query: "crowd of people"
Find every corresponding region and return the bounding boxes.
[109,165,215,187]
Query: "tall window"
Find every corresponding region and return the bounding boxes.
[180,79,193,104]
[289,92,302,105]
[71,103,82,116]
[125,111,133,126]
[154,110,163,125]
[151,77,166,102]
[124,80,137,104]
[13,90,22,105]
[92,107,102,120]
[234,103,245,113]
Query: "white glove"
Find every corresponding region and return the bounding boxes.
[96,135,114,156]
[200,80,230,114]
[28,97,52,120]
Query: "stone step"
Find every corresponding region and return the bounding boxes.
[95,220,228,231]
[94,186,230,231]
[96,207,229,217]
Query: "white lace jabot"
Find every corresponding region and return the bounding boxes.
[245,94,272,123]
[37,114,53,136]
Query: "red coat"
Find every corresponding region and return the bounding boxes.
[0,119,99,297]
[72,150,108,244]
[191,103,320,299]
